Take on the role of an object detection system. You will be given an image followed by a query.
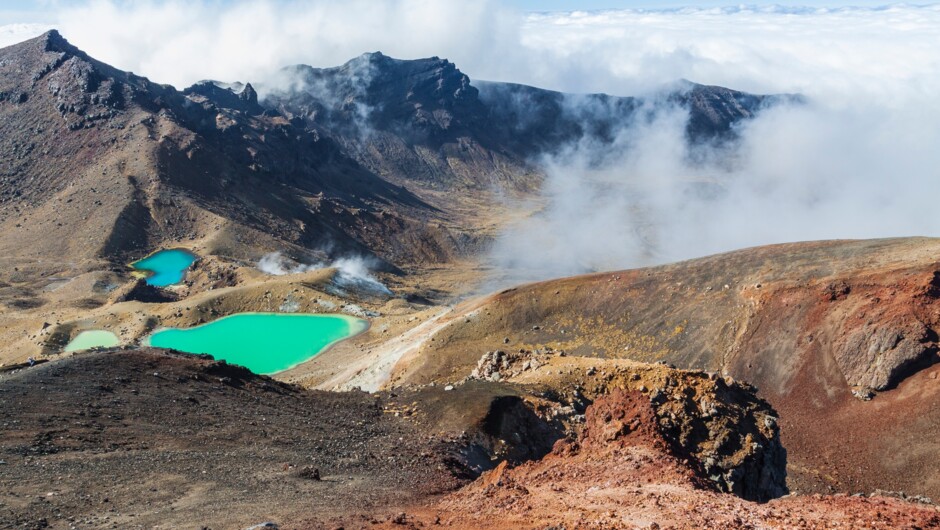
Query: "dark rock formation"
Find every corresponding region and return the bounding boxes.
[261,52,794,191]
[107,278,177,304]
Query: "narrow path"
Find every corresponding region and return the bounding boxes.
[321,307,454,392]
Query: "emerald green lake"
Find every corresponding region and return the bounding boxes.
[65,330,120,352]
[131,249,197,287]
[145,313,368,374]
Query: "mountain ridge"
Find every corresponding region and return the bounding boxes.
[1,29,787,280]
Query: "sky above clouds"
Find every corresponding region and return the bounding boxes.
[1,1,939,277]
[0,1,936,100]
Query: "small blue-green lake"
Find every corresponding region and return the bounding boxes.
[145,313,368,374]
[131,249,197,287]
[65,330,120,352]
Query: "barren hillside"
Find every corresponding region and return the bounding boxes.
[393,237,940,498]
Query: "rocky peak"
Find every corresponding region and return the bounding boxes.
[184,80,262,114]
[0,30,187,127]
[39,29,76,54]
[239,82,258,106]
[263,52,487,145]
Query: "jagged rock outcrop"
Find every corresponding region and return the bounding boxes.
[262,53,791,191]
[449,350,786,501]
[377,387,936,529]
[107,278,177,304]
[401,237,940,499]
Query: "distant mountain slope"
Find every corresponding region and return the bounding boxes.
[260,52,786,191]
[0,31,785,285]
[0,31,471,282]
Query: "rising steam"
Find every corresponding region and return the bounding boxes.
[258,252,392,297]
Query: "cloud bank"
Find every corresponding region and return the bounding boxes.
[2,1,939,283]
[488,95,940,284]
[483,3,940,283]
[0,23,52,49]
[1,2,932,101]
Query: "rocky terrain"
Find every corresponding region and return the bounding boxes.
[0,30,481,286]
[3,349,937,528]
[0,31,778,281]
[375,390,938,529]
[1,30,938,529]
[7,346,933,529]
[0,30,784,369]
[390,237,940,500]
[262,53,784,191]
[0,348,462,528]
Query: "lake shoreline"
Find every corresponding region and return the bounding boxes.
[144,312,371,375]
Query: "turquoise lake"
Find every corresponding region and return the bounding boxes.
[145,312,369,374]
[64,330,120,352]
[131,249,197,287]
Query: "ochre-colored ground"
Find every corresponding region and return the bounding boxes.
[388,238,940,499]
[366,390,940,530]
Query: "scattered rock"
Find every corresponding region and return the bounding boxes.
[296,467,321,481]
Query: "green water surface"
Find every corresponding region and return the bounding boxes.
[65,330,121,352]
[145,313,368,374]
[131,249,197,287]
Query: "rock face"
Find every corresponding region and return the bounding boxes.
[579,385,786,502]
[369,387,939,530]
[107,278,177,304]
[403,237,940,499]
[578,387,787,501]
[262,54,788,191]
[461,350,787,501]
[808,274,940,391]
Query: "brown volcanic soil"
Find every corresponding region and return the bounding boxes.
[0,348,466,529]
[391,237,940,499]
[2,344,936,529]
[368,390,940,530]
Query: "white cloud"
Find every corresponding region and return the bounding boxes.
[494,4,940,281]
[0,23,52,48]
[489,93,940,285]
[516,5,940,101]
[43,0,519,89]
[0,2,936,101]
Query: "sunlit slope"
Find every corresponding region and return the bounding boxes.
[396,237,940,497]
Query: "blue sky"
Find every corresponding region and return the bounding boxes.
[0,0,917,27]
[0,0,914,22]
